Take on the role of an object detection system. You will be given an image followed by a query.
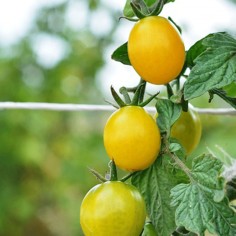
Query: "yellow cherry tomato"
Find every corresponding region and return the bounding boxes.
[80,181,146,236]
[171,108,202,155]
[128,16,185,85]
[103,106,161,171]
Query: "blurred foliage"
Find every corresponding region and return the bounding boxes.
[0,0,236,236]
[0,0,119,235]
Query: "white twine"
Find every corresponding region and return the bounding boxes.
[0,102,235,115]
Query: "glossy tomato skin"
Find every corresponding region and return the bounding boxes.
[104,106,161,171]
[171,108,202,155]
[128,16,185,85]
[80,181,146,236]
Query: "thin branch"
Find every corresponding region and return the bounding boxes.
[0,102,235,115]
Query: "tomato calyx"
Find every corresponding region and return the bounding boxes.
[89,160,135,183]
[130,0,164,19]
[109,80,160,108]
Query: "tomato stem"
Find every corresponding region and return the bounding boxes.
[162,136,194,182]
[166,83,174,99]
[139,91,160,107]
[120,172,136,182]
[109,160,118,181]
[119,87,132,104]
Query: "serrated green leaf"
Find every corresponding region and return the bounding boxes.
[210,88,236,109]
[132,155,187,236]
[111,42,131,65]
[171,154,236,236]
[156,99,182,135]
[184,32,236,100]
[191,155,225,202]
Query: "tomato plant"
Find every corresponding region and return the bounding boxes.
[80,181,146,236]
[171,108,202,155]
[128,16,185,85]
[81,0,236,235]
[103,106,161,171]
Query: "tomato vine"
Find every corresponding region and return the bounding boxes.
[80,0,236,235]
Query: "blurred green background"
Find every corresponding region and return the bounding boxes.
[0,0,236,235]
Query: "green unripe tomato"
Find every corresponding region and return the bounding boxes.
[80,181,146,236]
[171,108,202,155]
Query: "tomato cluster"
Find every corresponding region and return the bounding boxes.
[80,8,202,236]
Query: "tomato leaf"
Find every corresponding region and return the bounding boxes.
[169,143,182,153]
[111,42,131,65]
[185,35,210,69]
[171,154,236,236]
[155,99,182,136]
[184,32,236,100]
[123,0,135,17]
[132,154,187,236]
[223,81,236,97]
[209,88,236,109]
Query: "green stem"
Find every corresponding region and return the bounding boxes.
[120,172,136,182]
[88,167,107,182]
[163,136,194,182]
[131,80,146,105]
[109,160,118,181]
[119,87,132,104]
[168,151,194,182]
[166,83,174,99]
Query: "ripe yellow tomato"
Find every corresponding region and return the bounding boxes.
[171,108,202,155]
[80,181,146,236]
[103,106,161,171]
[128,16,185,85]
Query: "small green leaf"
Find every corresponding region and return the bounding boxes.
[169,143,182,153]
[156,99,182,135]
[132,155,187,236]
[184,32,236,100]
[171,154,236,236]
[111,42,131,65]
[123,0,135,17]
